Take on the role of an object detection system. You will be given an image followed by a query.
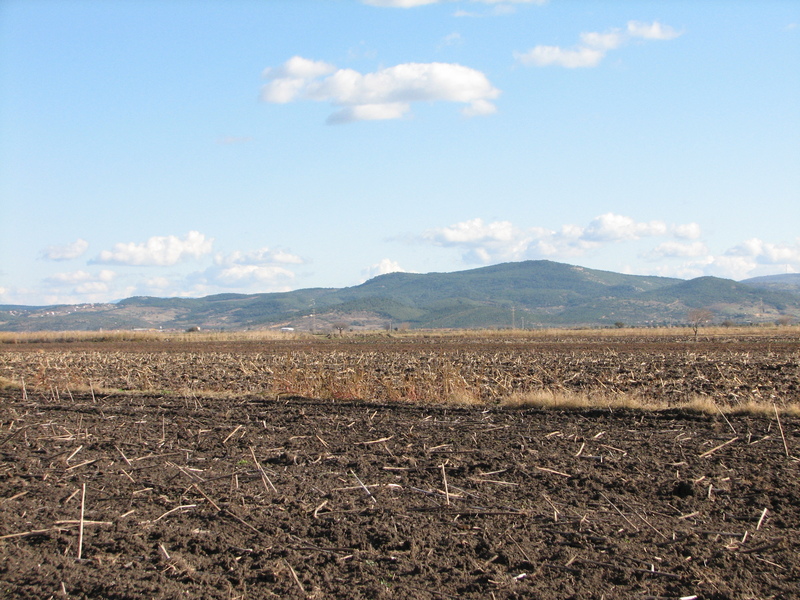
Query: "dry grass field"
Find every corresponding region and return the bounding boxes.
[1,328,798,599]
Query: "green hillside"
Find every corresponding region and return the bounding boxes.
[742,273,800,294]
[2,260,799,331]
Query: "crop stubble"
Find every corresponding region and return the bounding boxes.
[2,334,799,408]
[0,333,798,599]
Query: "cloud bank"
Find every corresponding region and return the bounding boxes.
[44,269,116,297]
[195,247,305,291]
[363,258,407,281]
[420,215,800,281]
[421,213,701,264]
[92,231,214,266]
[41,239,89,261]
[711,238,800,280]
[515,20,682,68]
[261,56,500,123]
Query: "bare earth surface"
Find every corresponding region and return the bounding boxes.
[1,335,799,599]
[2,334,800,408]
[1,391,798,599]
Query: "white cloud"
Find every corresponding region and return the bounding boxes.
[262,57,500,123]
[363,258,408,280]
[42,269,117,298]
[439,32,463,48]
[646,258,713,280]
[645,241,709,259]
[46,269,115,285]
[209,264,296,287]
[673,222,702,240]
[724,238,800,267]
[580,31,624,51]
[516,20,682,68]
[704,256,754,280]
[425,218,517,244]
[144,276,172,291]
[422,213,700,264]
[92,231,213,266]
[328,103,411,124]
[581,213,667,242]
[41,239,89,261]
[627,20,681,41]
[421,218,534,263]
[197,246,304,291]
[461,98,498,116]
[261,57,336,103]
[641,237,800,281]
[515,46,605,68]
[421,217,798,282]
[214,247,304,267]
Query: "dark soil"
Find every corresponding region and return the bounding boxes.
[1,389,798,599]
[2,335,800,407]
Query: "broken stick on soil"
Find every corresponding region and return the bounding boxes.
[699,436,738,458]
[151,504,197,523]
[283,559,306,595]
[222,424,243,445]
[249,446,277,493]
[441,464,450,506]
[756,507,769,531]
[351,470,377,503]
[77,483,86,560]
[774,404,789,457]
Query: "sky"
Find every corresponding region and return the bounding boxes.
[1,0,799,307]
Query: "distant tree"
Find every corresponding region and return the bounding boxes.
[333,322,349,336]
[614,321,625,329]
[688,308,713,341]
[776,315,795,326]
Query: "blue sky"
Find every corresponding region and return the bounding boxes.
[1,0,799,306]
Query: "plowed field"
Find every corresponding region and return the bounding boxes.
[1,334,798,599]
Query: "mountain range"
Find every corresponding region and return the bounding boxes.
[2,260,799,332]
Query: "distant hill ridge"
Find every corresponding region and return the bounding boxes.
[2,260,799,331]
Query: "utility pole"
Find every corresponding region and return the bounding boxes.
[511,306,516,330]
